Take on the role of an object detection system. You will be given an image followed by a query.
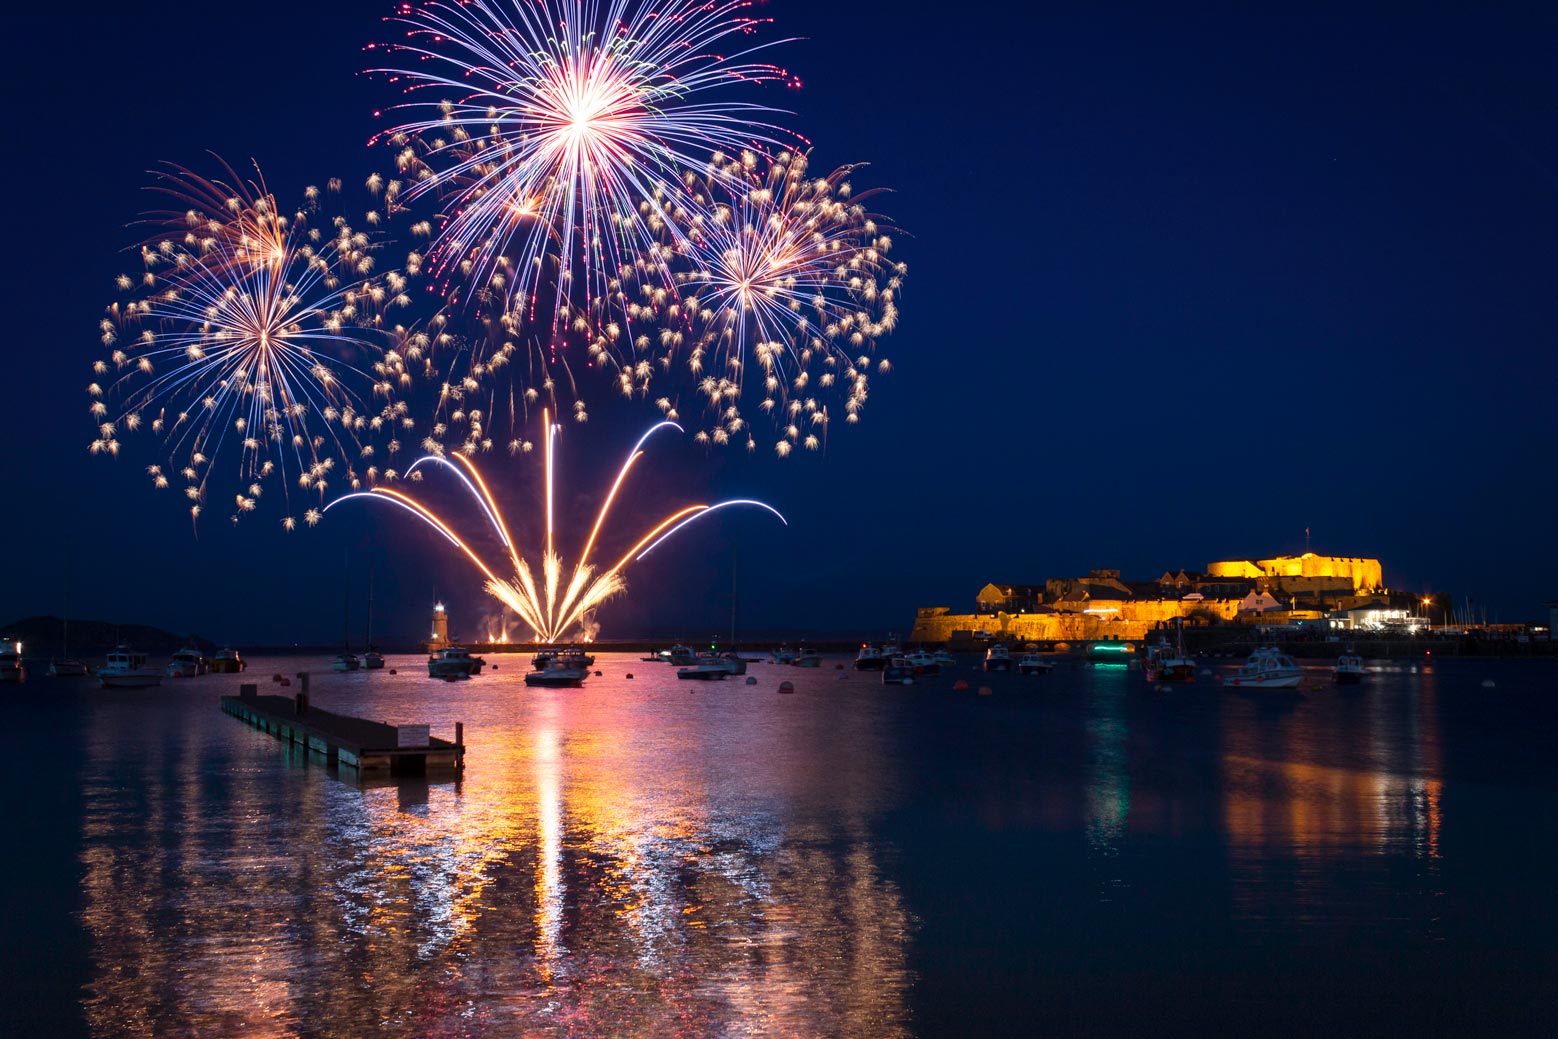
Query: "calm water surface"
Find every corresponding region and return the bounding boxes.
[4,654,1555,1037]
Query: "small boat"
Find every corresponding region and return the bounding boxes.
[790,647,822,668]
[362,649,386,670]
[854,644,888,671]
[931,649,957,668]
[524,659,588,687]
[165,648,205,679]
[1227,646,1305,690]
[332,653,361,672]
[983,644,1013,672]
[428,645,485,679]
[1016,653,1054,675]
[532,646,595,670]
[882,661,916,685]
[900,649,940,675]
[1144,625,1196,683]
[99,647,162,689]
[0,640,23,684]
[1333,654,1367,685]
[770,644,799,665]
[666,644,698,666]
[677,654,737,680]
[210,648,246,673]
[49,615,89,677]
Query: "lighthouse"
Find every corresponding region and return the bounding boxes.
[425,602,450,652]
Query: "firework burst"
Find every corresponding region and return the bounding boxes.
[325,409,784,642]
[90,158,423,527]
[368,0,799,422]
[662,149,904,454]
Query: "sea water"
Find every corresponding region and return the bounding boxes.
[4,654,1554,1037]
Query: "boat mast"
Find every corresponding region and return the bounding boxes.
[729,547,739,651]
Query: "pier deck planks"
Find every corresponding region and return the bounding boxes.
[220,688,463,775]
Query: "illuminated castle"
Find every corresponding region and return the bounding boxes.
[909,551,1390,644]
[1205,553,1383,595]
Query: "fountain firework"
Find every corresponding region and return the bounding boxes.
[325,410,784,642]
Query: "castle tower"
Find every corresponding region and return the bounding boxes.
[426,602,450,651]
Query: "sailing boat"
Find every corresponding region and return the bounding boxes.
[362,566,385,669]
[332,554,360,672]
[49,578,89,677]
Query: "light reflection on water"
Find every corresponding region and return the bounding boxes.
[79,656,913,1038]
[65,653,1558,1038]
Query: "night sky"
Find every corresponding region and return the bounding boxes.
[5,3,1557,647]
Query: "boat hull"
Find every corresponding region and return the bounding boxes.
[854,658,886,671]
[48,662,90,678]
[525,669,586,687]
[100,672,163,689]
[1333,671,1365,685]
[210,660,245,674]
[1227,673,1304,689]
[677,667,729,680]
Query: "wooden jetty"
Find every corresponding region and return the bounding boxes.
[221,684,464,776]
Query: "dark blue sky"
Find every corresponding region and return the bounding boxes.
[5,3,1557,645]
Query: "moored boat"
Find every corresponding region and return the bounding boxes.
[677,654,742,680]
[770,644,799,665]
[165,648,205,679]
[99,647,162,689]
[882,660,917,685]
[983,644,1013,672]
[533,646,595,670]
[854,644,888,671]
[1016,653,1054,675]
[791,647,822,667]
[524,659,588,687]
[48,659,89,678]
[332,653,361,673]
[900,649,940,675]
[363,648,386,670]
[1226,646,1305,690]
[428,645,485,679]
[1333,654,1367,685]
[0,639,23,683]
[210,648,246,673]
[931,649,957,668]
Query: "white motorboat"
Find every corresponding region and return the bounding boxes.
[1016,653,1054,675]
[931,649,957,668]
[0,640,23,683]
[900,649,940,675]
[854,644,888,671]
[791,647,822,668]
[1333,654,1367,685]
[524,660,588,687]
[48,659,89,678]
[770,645,799,665]
[882,660,916,685]
[1227,646,1305,690]
[332,653,361,672]
[165,648,205,678]
[99,647,162,688]
[428,645,485,679]
[983,644,1013,672]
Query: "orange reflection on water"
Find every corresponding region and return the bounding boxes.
[78,666,913,1038]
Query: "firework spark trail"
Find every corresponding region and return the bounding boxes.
[90,159,421,528]
[325,409,785,642]
[369,0,802,428]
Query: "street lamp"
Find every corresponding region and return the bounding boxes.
[1421,596,1433,630]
